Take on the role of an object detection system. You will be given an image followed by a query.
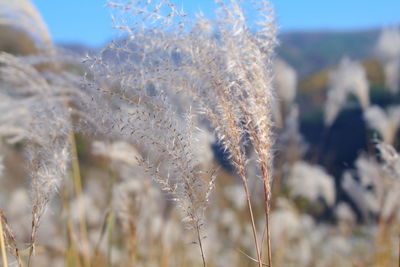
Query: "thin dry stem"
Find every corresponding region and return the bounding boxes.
[0,215,8,267]
[239,169,262,267]
[264,202,272,267]
[195,222,206,267]
[261,165,272,267]
[69,132,91,267]
[0,210,22,267]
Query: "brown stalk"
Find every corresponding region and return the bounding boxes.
[207,78,263,267]
[242,110,273,267]
[262,167,272,267]
[0,214,8,267]
[0,209,22,267]
[195,221,206,267]
[236,162,262,267]
[28,156,44,267]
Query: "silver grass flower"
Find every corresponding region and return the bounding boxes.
[324,57,369,126]
[0,0,53,50]
[182,0,277,215]
[375,27,400,94]
[83,7,217,261]
[175,2,277,263]
[278,105,308,162]
[97,1,276,190]
[0,52,90,144]
[377,142,400,178]
[84,2,276,264]
[342,171,379,220]
[273,58,297,126]
[0,51,92,261]
[84,79,216,232]
[335,202,356,225]
[343,144,400,222]
[342,154,383,220]
[274,58,297,105]
[269,198,314,266]
[26,103,71,254]
[376,142,400,220]
[364,105,400,144]
[287,161,335,206]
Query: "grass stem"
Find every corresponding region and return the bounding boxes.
[196,222,206,267]
[69,133,91,267]
[0,217,8,267]
[240,172,263,267]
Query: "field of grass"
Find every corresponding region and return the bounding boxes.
[0,1,399,267]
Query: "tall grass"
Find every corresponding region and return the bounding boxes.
[82,1,277,265]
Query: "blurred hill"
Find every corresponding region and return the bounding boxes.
[53,29,383,75]
[1,26,381,77]
[297,59,389,113]
[278,29,380,78]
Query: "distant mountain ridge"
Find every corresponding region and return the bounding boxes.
[277,29,381,77]
[0,25,383,79]
[58,28,382,79]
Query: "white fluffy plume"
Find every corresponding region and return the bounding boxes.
[273,58,298,126]
[287,161,336,206]
[364,105,400,144]
[0,0,52,49]
[375,27,400,94]
[324,57,369,126]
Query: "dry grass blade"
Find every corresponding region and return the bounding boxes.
[237,248,269,267]
[1,209,22,267]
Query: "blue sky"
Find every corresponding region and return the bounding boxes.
[32,0,400,48]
